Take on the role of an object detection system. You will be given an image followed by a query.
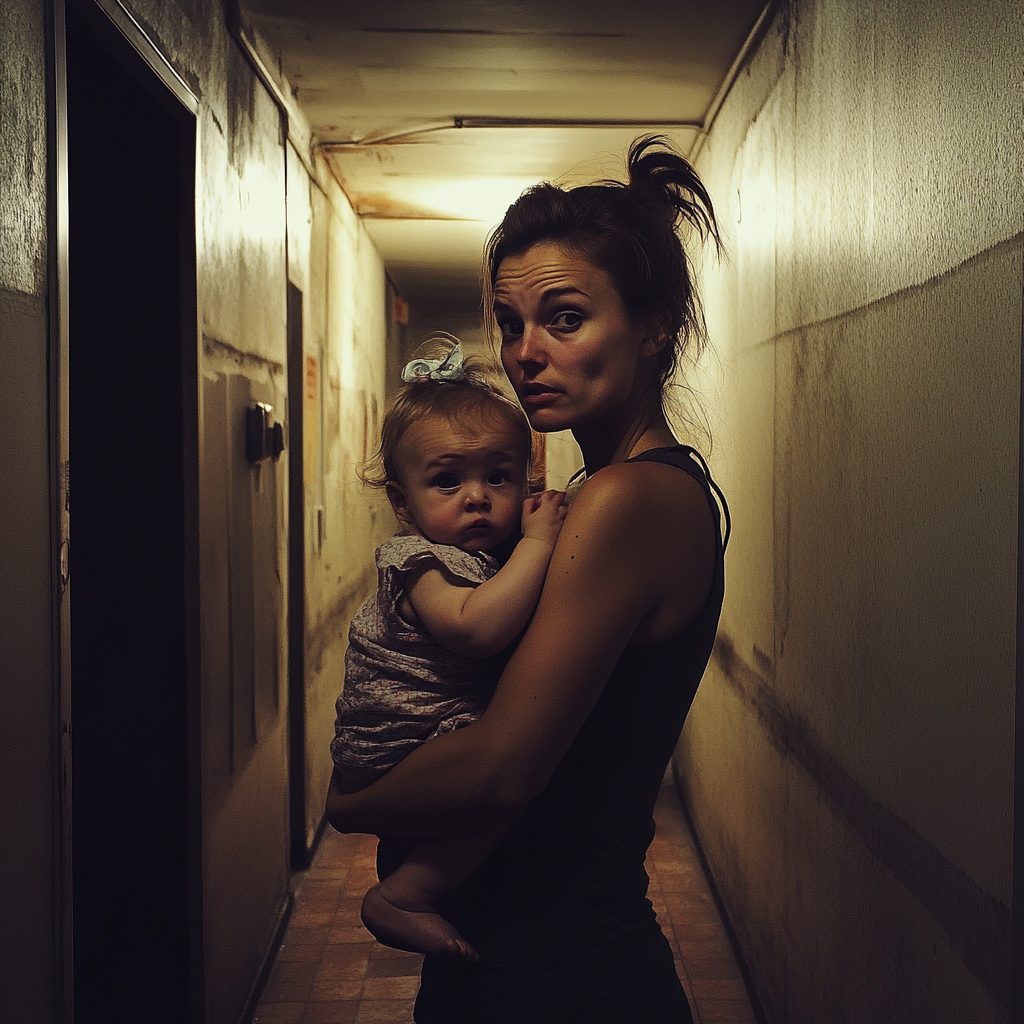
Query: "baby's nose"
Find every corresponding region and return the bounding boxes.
[465,486,491,509]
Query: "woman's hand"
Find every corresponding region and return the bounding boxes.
[326,461,714,838]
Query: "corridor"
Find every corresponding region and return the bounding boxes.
[254,774,759,1024]
[2,0,1022,1022]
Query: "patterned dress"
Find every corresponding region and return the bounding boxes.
[331,534,502,792]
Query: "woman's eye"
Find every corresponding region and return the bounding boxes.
[551,310,584,330]
[497,318,523,342]
[433,474,460,490]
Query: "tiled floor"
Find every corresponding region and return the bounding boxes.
[254,773,759,1024]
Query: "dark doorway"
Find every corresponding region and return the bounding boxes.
[64,2,200,1020]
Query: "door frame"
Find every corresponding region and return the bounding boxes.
[50,1,202,1017]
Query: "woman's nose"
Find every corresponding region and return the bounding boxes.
[515,323,547,367]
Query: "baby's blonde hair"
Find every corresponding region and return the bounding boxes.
[360,351,532,489]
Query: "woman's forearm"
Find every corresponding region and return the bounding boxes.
[328,595,632,836]
[326,720,525,837]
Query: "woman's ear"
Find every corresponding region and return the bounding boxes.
[386,481,411,523]
[639,319,669,357]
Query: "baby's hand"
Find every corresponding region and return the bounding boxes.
[521,489,567,548]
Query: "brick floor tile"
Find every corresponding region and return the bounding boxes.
[261,971,317,1004]
[353,999,416,1023]
[361,975,420,1000]
[365,948,423,979]
[315,951,371,979]
[319,944,373,970]
[305,966,366,999]
[328,920,375,943]
[285,923,333,945]
[276,942,325,964]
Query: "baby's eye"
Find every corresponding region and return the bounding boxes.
[433,473,461,490]
[497,317,524,343]
[551,310,584,330]
[487,470,510,486]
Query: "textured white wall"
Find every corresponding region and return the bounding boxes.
[678,1,1023,1020]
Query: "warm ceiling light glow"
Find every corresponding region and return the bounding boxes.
[422,179,539,224]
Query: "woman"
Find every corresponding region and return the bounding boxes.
[327,135,729,1023]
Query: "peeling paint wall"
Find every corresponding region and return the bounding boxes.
[678,1,1024,1020]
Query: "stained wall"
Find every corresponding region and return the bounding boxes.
[677,1,1023,1020]
[0,0,396,1020]
[292,149,396,856]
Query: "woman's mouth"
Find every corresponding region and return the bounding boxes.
[521,382,562,407]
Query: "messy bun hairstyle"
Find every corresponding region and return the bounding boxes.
[485,135,721,421]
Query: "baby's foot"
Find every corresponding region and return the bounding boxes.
[361,882,479,962]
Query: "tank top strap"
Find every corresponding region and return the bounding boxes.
[624,444,731,551]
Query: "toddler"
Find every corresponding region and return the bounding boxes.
[330,342,565,961]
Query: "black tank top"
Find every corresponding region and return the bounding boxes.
[415,446,729,1024]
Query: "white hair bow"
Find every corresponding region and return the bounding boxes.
[401,342,465,383]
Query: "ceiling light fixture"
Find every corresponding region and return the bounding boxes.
[321,117,705,149]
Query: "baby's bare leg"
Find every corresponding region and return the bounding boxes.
[361,821,509,961]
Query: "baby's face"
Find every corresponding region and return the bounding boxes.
[388,418,528,552]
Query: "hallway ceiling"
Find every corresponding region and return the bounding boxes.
[242,0,771,323]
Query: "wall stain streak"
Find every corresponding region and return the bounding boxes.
[304,568,375,677]
[203,332,284,375]
[751,231,1024,353]
[713,632,1013,1009]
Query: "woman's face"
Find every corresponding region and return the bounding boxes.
[494,241,654,434]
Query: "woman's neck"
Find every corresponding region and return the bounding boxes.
[574,402,676,475]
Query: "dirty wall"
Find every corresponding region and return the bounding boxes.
[290,147,395,857]
[677,1,1023,1021]
[122,5,396,1019]
[0,0,396,1019]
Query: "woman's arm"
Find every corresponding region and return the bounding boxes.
[327,461,715,837]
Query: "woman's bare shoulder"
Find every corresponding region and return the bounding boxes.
[567,458,713,539]
[557,460,715,642]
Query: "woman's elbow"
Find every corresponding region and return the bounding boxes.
[325,771,364,835]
